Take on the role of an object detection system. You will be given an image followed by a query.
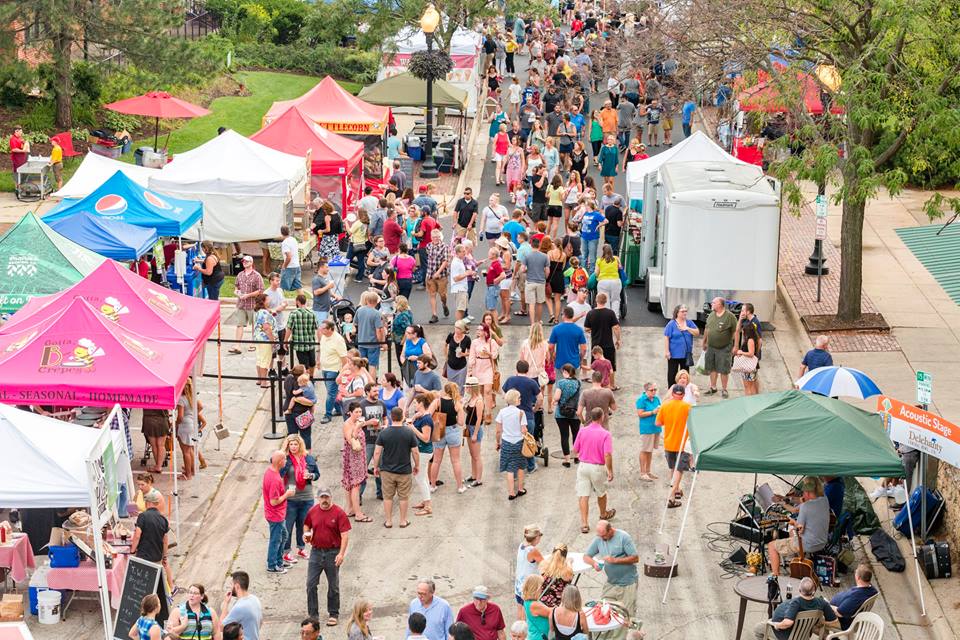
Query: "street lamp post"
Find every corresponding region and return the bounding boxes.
[419,4,441,179]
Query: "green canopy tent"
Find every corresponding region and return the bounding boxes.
[660,391,924,612]
[358,72,469,111]
[0,212,107,313]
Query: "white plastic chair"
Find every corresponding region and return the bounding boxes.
[824,612,884,640]
[762,609,824,640]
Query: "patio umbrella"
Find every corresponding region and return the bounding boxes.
[103,91,211,152]
[795,365,882,399]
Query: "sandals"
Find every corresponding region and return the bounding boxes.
[326,618,338,627]
[399,521,410,528]
[228,348,242,355]
[580,525,590,534]
[383,522,393,528]
[667,499,682,509]
[354,515,373,523]
[639,473,654,482]
[414,508,432,516]
[600,508,616,519]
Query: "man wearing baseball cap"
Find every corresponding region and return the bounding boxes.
[303,487,351,626]
[656,384,691,509]
[455,585,506,640]
[228,256,264,355]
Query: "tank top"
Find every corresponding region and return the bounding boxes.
[404,337,425,358]
[440,397,458,428]
[202,255,223,286]
[178,603,214,640]
[597,257,619,280]
[524,601,550,640]
[551,607,583,640]
[515,543,539,596]
[465,400,480,428]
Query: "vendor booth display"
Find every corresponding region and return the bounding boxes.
[0,403,134,640]
[149,130,306,243]
[251,106,364,215]
[46,212,158,261]
[2,259,219,346]
[0,213,105,314]
[379,27,483,116]
[43,170,203,237]
[53,152,158,200]
[0,297,200,409]
[263,76,390,181]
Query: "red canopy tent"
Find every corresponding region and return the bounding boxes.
[104,91,211,152]
[251,107,365,214]
[738,73,844,115]
[263,76,390,181]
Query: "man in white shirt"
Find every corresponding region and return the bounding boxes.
[264,272,288,334]
[280,225,303,296]
[449,244,474,321]
[568,287,592,329]
[358,187,378,215]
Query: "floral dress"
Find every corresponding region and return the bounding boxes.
[341,422,367,490]
[505,148,524,188]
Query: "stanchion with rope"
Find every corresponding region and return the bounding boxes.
[214,319,226,450]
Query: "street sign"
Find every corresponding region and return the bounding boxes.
[815,194,828,218]
[815,217,827,240]
[916,370,932,405]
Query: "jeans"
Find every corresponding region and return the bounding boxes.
[284,498,314,551]
[306,547,341,618]
[266,520,287,570]
[618,130,630,148]
[682,123,692,138]
[414,247,427,283]
[361,441,381,499]
[205,281,222,300]
[605,234,620,256]
[346,245,367,280]
[321,370,339,418]
[398,278,413,299]
[583,238,599,272]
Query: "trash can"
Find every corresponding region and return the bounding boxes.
[134,146,152,166]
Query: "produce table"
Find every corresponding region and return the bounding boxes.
[47,553,127,612]
[0,535,35,583]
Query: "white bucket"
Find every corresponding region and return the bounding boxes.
[37,589,61,624]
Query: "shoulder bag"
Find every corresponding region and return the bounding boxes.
[521,430,538,458]
[732,353,758,373]
[430,411,447,442]
[295,410,314,429]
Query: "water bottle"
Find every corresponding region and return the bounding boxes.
[785,584,793,600]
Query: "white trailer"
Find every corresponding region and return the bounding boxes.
[642,160,781,321]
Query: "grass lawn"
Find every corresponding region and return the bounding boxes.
[146,71,361,155]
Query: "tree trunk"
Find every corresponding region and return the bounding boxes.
[53,27,74,130]
[837,167,865,322]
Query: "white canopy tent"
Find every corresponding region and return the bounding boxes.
[625,131,751,202]
[149,130,307,242]
[0,404,134,640]
[53,152,159,199]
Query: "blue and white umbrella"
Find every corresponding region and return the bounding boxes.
[795,366,882,399]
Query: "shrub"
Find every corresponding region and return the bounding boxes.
[0,61,35,108]
[232,42,378,84]
[20,100,56,132]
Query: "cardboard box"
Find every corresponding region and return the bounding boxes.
[0,593,25,622]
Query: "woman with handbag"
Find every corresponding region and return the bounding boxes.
[281,434,320,561]
[538,544,574,607]
[468,323,500,426]
[407,394,434,516]
[346,209,370,282]
[552,364,582,467]
[733,318,760,396]
[341,403,372,522]
[663,304,700,389]
[496,389,529,500]
[463,377,486,488]
[429,382,467,494]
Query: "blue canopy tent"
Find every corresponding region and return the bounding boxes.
[44,170,202,237]
[47,212,158,261]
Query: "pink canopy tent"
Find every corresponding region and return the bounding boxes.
[1,259,219,346]
[0,297,199,410]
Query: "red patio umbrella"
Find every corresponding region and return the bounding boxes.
[103,91,211,152]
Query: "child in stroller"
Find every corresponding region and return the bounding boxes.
[330,298,357,347]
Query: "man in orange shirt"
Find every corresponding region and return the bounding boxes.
[656,384,691,508]
[599,100,618,138]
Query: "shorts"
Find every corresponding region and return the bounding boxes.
[500,277,513,291]
[380,471,413,500]
[494,153,505,162]
[547,205,563,218]
[229,308,255,328]
[313,310,329,323]
[432,427,463,448]
[255,343,274,369]
[772,536,800,559]
[295,349,316,369]
[575,462,608,498]
[600,344,617,370]
[639,432,661,452]
[664,450,692,473]
[52,162,63,182]
[704,346,733,374]
[452,290,468,312]
[281,267,302,291]
[514,270,526,292]
[485,284,500,310]
[525,282,546,303]
[742,371,758,382]
[358,344,381,367]
[427,277,448,294]
[662,117,674,131]
[467,424,484,442]
[559,143,574,154]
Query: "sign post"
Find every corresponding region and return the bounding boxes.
[814,195,828,302]
[915,372,932,537]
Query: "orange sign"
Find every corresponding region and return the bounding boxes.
[876,395,960,466]
[316,121,384,135]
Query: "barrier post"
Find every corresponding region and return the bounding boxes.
[264,365,284,440]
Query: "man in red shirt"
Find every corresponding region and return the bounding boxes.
[303,487,351,626]
[9,125,28,182]
[455,586,506,640]
[383,208,403,255]
[484,247,504,313]
[263,451,295,574]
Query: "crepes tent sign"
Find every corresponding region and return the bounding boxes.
[877,395,960,467]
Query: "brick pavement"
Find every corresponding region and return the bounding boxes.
[779,204,900,352]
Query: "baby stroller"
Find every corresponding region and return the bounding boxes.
[330,298,357,347]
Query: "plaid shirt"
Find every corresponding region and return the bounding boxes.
[235,268,264,310]
[425,241,450,279]
[285,307,318,351]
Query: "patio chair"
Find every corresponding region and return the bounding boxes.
[824,612,884,640]
[50,131,81,157]
[854,593,879,615]
[761,609,824,640]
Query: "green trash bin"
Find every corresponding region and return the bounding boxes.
[623,236,641,286]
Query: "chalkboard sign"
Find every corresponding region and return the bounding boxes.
[399,156,415,193]
[114,556,164,640]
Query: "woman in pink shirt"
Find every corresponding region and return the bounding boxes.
[468,323,500,425]
[390,243,418,298]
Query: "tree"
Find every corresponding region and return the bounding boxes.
[635,0,960,323]
[0,1,188,129]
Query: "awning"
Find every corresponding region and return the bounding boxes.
[359,72,469,111]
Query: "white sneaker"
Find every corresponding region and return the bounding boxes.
[458,486,468,494]
[869,487,887,500]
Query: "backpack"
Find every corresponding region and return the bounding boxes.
[559,380,580,418]
[571,267,588,290]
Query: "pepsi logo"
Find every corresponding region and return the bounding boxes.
[94,194,127,216]
[143,190,173,210]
